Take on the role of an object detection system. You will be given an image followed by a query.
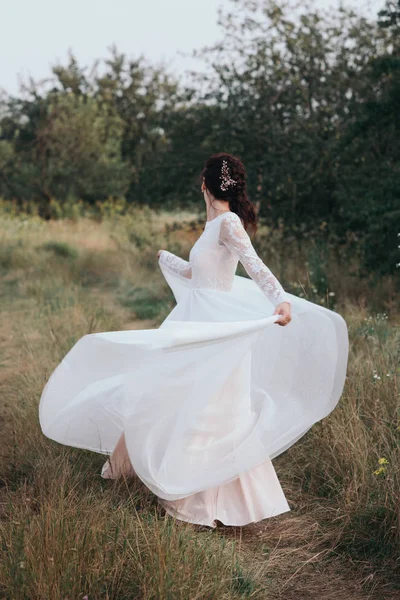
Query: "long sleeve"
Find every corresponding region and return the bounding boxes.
[219,213,291,307]
[159,250,192,279]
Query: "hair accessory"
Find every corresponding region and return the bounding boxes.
[220,159,237,192]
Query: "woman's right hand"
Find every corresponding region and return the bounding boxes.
[273,302,292,326]
[157,249,164,258]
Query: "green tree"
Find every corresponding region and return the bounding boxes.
[95,47,180,203]
[40,92,129,206]
[378,0,400,31]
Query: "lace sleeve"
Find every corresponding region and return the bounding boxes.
[219,213,291,307]
[159,250,192,279]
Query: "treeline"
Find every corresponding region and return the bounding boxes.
[0,0,399,276]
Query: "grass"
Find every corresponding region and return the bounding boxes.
[0,206,399,599]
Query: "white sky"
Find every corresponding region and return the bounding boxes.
[0,0,385,95]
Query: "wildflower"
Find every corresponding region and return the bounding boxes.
[378,457,389,465]
[373,466,387,476]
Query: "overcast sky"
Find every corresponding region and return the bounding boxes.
[1,0,384,95]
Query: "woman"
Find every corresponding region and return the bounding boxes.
[39,153,349,528]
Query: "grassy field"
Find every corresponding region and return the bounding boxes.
[0,207,399,599]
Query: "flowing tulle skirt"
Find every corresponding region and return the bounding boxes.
[39,262,348,525]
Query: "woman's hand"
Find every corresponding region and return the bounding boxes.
[157,249,164,258]
[273,302,292,326]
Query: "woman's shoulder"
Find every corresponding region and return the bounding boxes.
[218,212,246,245]
[220,211,244,228]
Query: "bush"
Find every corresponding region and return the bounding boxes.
[40,241,79,259]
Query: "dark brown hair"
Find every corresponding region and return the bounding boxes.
[201,152,258,234]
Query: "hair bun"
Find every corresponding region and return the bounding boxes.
[201,153,257,234]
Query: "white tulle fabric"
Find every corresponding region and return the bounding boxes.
[39,211,348,511]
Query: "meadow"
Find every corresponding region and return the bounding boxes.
[0,204,399,599]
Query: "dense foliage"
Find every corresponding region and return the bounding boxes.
[0,0,399,276]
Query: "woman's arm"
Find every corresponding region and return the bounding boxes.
[218,213,291,323]
[158,249,192,279]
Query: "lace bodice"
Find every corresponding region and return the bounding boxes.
[159,211,291,307]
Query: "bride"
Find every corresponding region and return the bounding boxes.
[39,153,349,528]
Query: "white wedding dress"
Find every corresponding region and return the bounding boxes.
[39,211,349,527]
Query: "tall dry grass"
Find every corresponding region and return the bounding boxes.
[0,206,398,599]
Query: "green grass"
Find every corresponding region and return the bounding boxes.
[118,286,172,320]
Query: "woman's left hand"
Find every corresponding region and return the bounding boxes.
[273,302,292,326]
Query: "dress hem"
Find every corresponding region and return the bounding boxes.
[158,497,291,528]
